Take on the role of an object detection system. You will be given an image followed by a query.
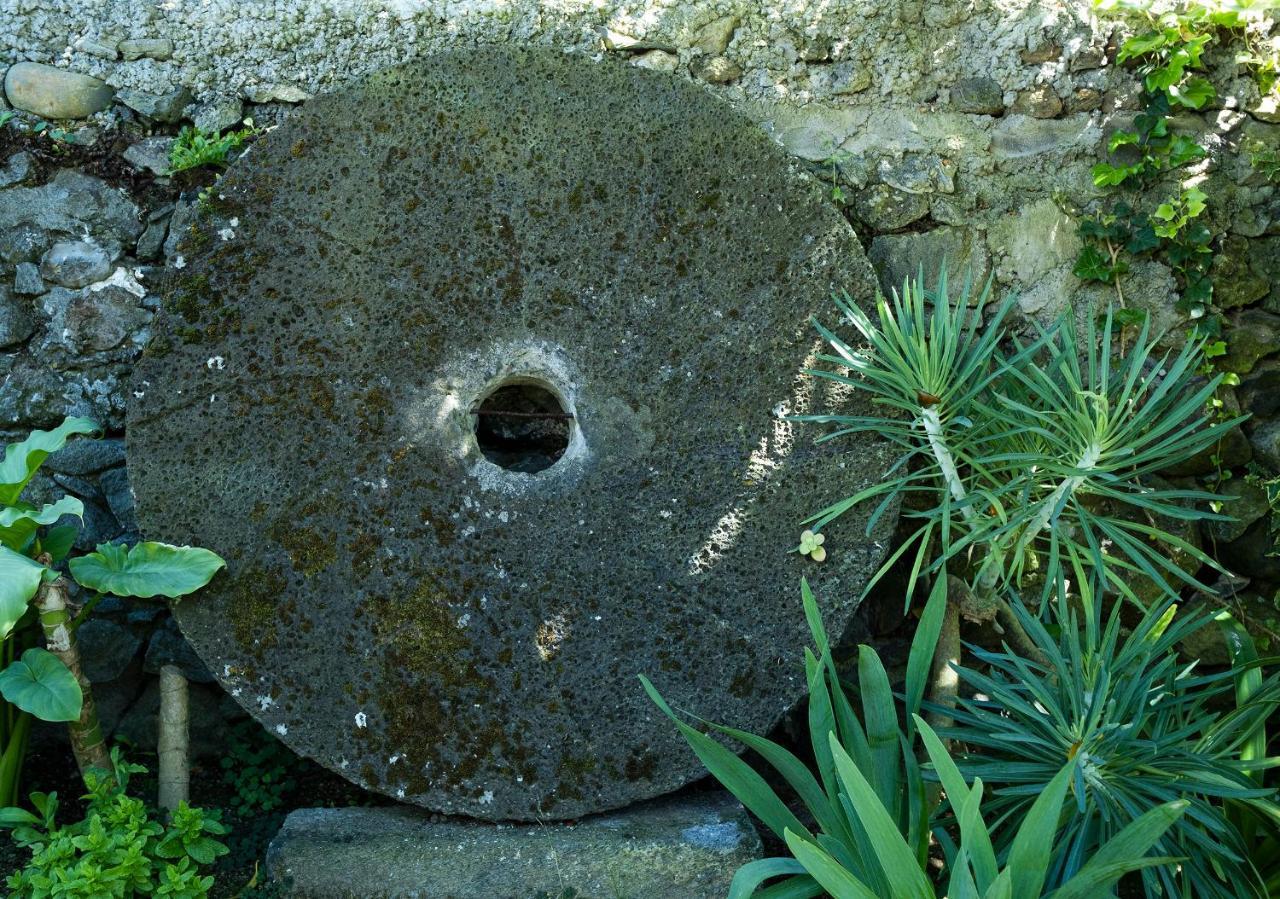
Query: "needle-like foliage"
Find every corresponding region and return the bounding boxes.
[938,593,1280,899]
[799,270,1242,615]
[642,579,1189,898]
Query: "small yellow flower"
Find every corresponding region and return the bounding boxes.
[799,530,826,562]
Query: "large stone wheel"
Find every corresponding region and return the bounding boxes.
[127,49,896,820]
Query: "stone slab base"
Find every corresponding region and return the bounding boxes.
[264,791,762,898]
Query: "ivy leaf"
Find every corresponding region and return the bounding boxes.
[1169,76,1215,109]
[1125,224,1160,255]
[0,648,81,722]
[1112,308,1148,329]
[69,542,226,599]
[0,418,99,507]
[1108,130,1140,152]
[0,546,46,640]
[1120,30,1168,61]
[1092,162,1140,187]
[1168,135,1207,167]
[1074,246,1115,283]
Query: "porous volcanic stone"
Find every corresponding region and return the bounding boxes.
[127,49,895,821]
[265,792,761,897]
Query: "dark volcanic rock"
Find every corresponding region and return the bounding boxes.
[127,49,896,821]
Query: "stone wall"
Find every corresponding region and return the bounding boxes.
[2,0,1280,745]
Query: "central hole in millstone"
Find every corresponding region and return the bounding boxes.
[473,381,571,473]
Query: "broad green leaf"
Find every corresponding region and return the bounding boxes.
[784,830,882,899]
[70,542,226,599]
[0,648,81,722]
[916,716,999,890]
[0,496,83,552]
[41,524,78,564]
[0,545,46,639]
[0,806,40,828]
[0,418,99,506]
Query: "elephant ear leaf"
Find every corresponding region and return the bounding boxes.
[0,546,48,639]
[0,648,81,722]
[70,542,226,599]
[0,418,100,507]
[0,496,84,553]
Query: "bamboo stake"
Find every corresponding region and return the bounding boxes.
[32,562,112,782]
[157,664,190,812]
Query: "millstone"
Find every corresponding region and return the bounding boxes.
[127,48,896,820]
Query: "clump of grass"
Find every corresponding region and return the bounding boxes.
[169,119,257,173]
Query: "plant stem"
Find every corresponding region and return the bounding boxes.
[33,565,112,784]
[0,712,31,808]
[158,665,190,813]
[921,406,974,523]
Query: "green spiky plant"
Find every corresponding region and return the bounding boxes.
[937,585,1280,899]
[799,271,1240,623]
[642,579,1188,898]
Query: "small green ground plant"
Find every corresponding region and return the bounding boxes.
[168,120,257,174]
[220,720,298,819]
[0,749,228,898]
[0,419,225,805]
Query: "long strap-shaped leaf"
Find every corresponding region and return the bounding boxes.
[784,830,883,899]
[639,675,813,844]
[728,858,816,899]
[829,733,934,899]
[1003,758,1077,898]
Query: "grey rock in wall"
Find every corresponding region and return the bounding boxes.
[3,62,113,119]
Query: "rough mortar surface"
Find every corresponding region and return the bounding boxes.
[126,49,896,821]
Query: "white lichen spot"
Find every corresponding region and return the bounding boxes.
[388,754,401,765]
[218,226,235,241]
[536,612,570,661]
[479,790,495,805]
[173,255,186,269]
[355,711,368,728]
[457,612,471,627]
[206,356,226,370]
[275,723,288,736]
[88,266,146,298]
[396,787,406,799]
[257,695,274,710]
[229,217,240,227]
